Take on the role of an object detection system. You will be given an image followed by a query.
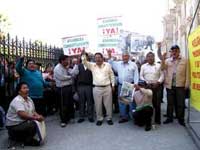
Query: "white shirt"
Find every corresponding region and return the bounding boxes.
[140,63,164,84]
[54,64,79,87]
[6,95,35,126]
[82,56,115,87]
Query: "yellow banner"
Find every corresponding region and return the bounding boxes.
[188,25,200,111]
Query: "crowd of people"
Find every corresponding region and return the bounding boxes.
[0,43,189,146]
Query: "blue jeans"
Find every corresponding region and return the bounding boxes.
[118,84,136,119]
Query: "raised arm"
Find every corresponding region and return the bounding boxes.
[134,63,139,84]
[81,54,93,70]
[16,57,25,75]
[107,50,118,73]
[158,65,164,83]
[161,52,168,70]
[140,64,146,81]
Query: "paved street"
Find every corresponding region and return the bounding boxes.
[0,108,198,150]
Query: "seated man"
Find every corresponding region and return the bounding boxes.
[132,80,153,131]
[6,82,45,146]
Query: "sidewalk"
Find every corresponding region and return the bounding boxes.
[186,106,200,149]
[0,107,198,150]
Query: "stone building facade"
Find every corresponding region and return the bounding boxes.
[162,0,200,57]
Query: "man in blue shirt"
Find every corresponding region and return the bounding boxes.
[108,50,139,123]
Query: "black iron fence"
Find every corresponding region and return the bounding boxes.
[0,33,63,67]
[0,32,63,111]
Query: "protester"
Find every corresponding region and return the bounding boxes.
[140,52,164,125]
[108,50,139,123]
[54,55,79,127]
[43,65,57,115]
[16,57,49,116]
[77,53,94,123]
[6,82,44,146]
[71,58,80,111]
[132,80,153,131]
[82,52,115,126]
[162,45,189,126]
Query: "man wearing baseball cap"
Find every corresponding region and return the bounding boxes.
[162,45,189,126]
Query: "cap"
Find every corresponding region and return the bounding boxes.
[170,45,180,50]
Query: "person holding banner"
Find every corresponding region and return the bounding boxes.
[162,45,189,126]
[108,50,139,123]
[6,82,45,146]
[77,53,94,123]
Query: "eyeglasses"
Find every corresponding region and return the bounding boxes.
[28,62,35,65]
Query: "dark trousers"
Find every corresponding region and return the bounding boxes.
[166,87,185,122]
[6,121,36,143]
[77,85,94,119]
[133,106,153,127]
[32,98,46,116]
[56,85,74,123]
[148,84,162,124]
[113,85,119,112]
[0,86,6,111]
[44,89,57,114]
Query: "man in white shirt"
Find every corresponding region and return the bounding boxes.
[82,52,115,126]
[54,55,79,127]
[140,52,164,124]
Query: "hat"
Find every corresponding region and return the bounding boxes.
[170,45,180,50]
[138,80,146,86]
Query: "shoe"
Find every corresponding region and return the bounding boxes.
[178,120,186,127]
[107,120,114,125]
[155,121,161,125]
[70,119,75,124]
[163,114,177,119]
[113,109,119,114]
[96,121,103,126]
[25,139,40,146]
[163,114,167,117]
[118,118,129,123]
[163,119,173,124]
[77,118,85,123]
[60,123,67,127]
[145,125,151,131]
[88,118,94,123]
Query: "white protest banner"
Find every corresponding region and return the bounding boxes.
[119,30,150,53]
[97,16,123,55]
[62,35,89,56]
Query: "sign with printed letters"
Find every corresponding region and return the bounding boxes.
[188,25,200,111]
[62,35,89,56]
[97,16,123,55]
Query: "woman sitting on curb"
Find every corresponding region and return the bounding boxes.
[6,82,45,146]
